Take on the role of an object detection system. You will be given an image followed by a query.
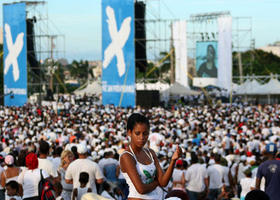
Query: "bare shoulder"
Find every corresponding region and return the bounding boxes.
[120,151,136,173]
[147,148,157,158]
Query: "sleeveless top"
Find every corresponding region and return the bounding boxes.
[77,186,89,200]
[4,168,20,200]
[120,146,163,200]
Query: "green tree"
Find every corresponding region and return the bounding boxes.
[233,49,280,77]
[70,60,90,85]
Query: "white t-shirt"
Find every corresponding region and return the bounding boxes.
[38,158,58,178]
[207,164,224,189]
[240,177,254,197]
[65,158,104,193]
[185,163,208,192]
[101,190,115,200]
[222,166,230,187]
[172,168,185,189]
[52,157,61,172]
[17,168,49,199]
[98,157,118,173]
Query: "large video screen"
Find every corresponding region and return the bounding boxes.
[196,41,218,78]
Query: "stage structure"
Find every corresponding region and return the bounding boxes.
[134,0,178,84]
[187,11,253,89]
[101,0,179,107]
[19,1,65,104]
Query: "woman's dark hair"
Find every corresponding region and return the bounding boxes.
[127,113,150,132]
[5,180,19,192]
[17,149,28,167]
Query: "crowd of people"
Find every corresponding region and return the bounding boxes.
[0,94,279,200]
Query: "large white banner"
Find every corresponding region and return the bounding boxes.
[172,20,189,88]
[218,16,232,91]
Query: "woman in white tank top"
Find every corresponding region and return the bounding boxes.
[120,113,182,200]
[0,155,21,200]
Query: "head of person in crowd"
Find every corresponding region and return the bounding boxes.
[17,149,28,167]
[183,160,188,170]
[214,153,221,164]
[77,144,88,158]
[39,140,50,157]
[190,152,199,164]
[5,180,20,197]
[60,150,75,170]
[79,172,89,187]
[5,154,14,167]
[0,154,4,166]
[126,113,152,152]
[165,189,189,200]
[175,159,183,169]
[244,168,252,178]
[127,112,150,133]
[25,152,38,170]
[71,145,79,159]
[53,146,63,158]
[245,190,270,200]
[103,181,112,193]
[53,181,63,198]
[265,142,277,159]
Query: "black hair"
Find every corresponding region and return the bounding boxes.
[165,189,189,200]
[53,146,63,157]
[103,181,111,191]
[39,140,50,155]
[245,190,269,200]
[214,154,221,163]
[53,182,63,194]
[79,172,89,184]
[17,149,28,167]
[71,146,79,159]
[5,180,19,192]
[127,113,150,132]
[191,152,198,164]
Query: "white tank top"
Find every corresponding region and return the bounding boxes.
[121,146,163,200]
[4,169,20,200]
[77,186,89,200]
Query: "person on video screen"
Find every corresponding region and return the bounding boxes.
[197,44,217,78]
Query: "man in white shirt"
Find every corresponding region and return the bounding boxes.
[207,154,225,200]
[185,152,208,200]
[38,140,59,182]
[98,148,119,187]
[65,144,104,194]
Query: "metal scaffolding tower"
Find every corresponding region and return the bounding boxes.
[24,1,65,103]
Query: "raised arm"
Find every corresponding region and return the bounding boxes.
[120,152,159,194]
[152,145,182,187]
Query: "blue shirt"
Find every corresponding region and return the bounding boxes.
[257,159,280,200]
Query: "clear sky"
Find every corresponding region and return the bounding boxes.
[0,0,279,62]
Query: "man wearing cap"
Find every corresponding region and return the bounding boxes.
[98,148,119,188]
[65,144,104,194]
[256,142,280,200]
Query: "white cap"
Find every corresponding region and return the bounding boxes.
[77,144,87,154]
[240,155,247,161]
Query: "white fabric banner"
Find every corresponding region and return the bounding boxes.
[217,16,232,91]
[172,20,189,88]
